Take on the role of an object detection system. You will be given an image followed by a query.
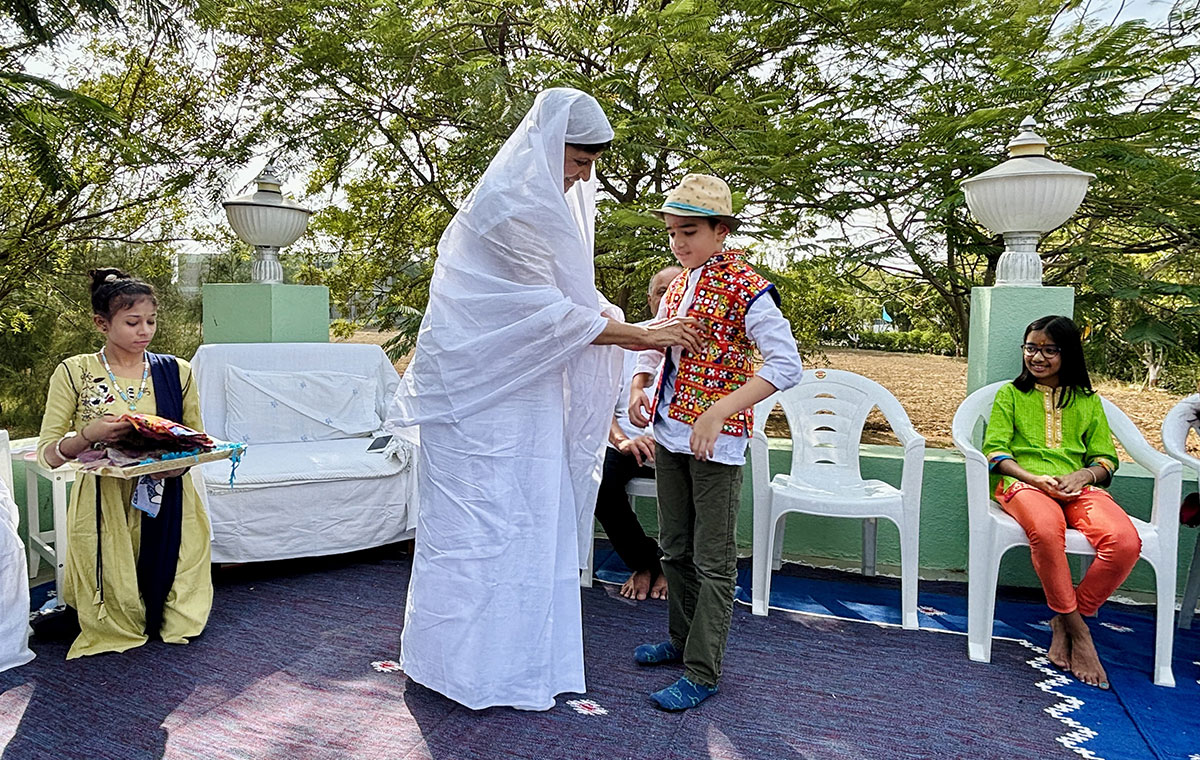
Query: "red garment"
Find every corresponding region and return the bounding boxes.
[652,251,776,437]
[997,482,1141,616]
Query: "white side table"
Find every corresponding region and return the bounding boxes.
[23,455,76,599]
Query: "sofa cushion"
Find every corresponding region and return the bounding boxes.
[224,367,380,444]
[202,438,409,488]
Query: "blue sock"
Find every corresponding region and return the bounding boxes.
[650,676,718,711]
[633,640,682,665]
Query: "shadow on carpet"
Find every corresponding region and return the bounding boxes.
[594,545,1200,760]
[2,545,1090,760]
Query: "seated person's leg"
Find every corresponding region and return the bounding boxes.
[595,448,662,600]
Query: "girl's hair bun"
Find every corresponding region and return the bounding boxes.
[88,267,156,319]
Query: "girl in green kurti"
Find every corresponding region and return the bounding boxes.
[37,268,212,658]
[982,315,1139,690]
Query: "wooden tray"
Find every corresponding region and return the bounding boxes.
[80,444,245,479]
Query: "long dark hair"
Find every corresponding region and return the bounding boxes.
[1013,315,1093,408]
[89,267,157,320]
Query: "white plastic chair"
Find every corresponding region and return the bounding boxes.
[953,381,1183,687]
[749,369,926,629]
[1161,394,1200,629]
[581,477,656,588]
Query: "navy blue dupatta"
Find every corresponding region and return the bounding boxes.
[138,352,185,638]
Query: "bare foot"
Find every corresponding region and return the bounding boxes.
[1047,615,1072,671]
[620,569,653,600]
[649,572,669,600]
[1064,612,1109,689]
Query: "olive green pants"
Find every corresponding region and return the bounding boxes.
[654,443,743,687]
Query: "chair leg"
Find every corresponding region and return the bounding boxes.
[772,518,786,571]
[1154,560,1177,687]
[1177,534,1200,629]
[861,517,878,577]
[968,535,1001,663]
[580,522,595,588]
[898,512,920,630]
[752,508,775,616]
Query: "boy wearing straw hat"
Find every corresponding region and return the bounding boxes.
[629,173,803,710]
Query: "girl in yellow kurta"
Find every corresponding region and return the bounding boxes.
[36,268,212,658]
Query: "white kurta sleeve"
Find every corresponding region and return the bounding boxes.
[746,294,803,392]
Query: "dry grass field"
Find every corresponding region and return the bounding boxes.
[342,330,1198,460]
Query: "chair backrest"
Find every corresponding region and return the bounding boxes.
[950,381,1006,453]
[756,368,911,482]
[191,342,401,441]
[954,380,1179,530]
[1162,394,1200,488]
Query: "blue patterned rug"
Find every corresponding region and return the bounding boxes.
[594,547,1200,760]
[1,546,1085,760]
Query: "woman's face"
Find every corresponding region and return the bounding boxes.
[563,145,601,192]
[1022,328,1062,385]
[96,297,157,355]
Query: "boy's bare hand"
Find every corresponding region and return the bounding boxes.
[629,389,653,428]
[690,409,723,461]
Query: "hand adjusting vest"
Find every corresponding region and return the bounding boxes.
[652,251,779,437]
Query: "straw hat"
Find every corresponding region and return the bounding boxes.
[651,173,742,231]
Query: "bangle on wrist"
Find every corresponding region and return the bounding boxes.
[54,438,75,462]
[1086,468,1097,484]
[78,428,95,444]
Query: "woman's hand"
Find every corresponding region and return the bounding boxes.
[690,409,724,461]
[621,317,706,354]
[81,414,133,446]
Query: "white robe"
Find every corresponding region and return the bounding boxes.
[389,88,622,710]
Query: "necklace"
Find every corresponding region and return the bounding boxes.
[99,348,149,411]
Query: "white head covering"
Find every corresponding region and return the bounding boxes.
[389,87,622,564]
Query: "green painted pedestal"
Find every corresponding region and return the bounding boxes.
[966,285,1074,393]
[202,283,330,344]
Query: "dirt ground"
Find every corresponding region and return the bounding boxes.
[805,349,1197,459]
[343,330,1197,460]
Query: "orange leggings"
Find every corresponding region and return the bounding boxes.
[998,485,1141,616]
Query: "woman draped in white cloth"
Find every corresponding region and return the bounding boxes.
[389,87,702,711]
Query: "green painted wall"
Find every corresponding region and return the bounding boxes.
[625,441,1200,601]
[14,436,1199,602]
[202,283,330,344]
[965,285,1075,393]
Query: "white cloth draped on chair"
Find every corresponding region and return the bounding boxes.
[0,431,35,672]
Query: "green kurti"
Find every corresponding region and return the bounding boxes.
[36,353,213,658]
[981,381,1120,494]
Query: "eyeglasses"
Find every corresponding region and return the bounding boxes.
[1021,343,1061,358]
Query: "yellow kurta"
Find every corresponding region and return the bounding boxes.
[36,353,213,658]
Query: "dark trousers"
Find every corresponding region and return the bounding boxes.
[594,447,660,573]
[654,443,742,687]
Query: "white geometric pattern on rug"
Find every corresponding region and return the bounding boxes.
[1018,639,1100,759]
[566,699,608,715]
[1098,622,1133,634]
[371,659,402,673]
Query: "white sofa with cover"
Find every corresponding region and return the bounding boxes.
[191,342,417,563]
